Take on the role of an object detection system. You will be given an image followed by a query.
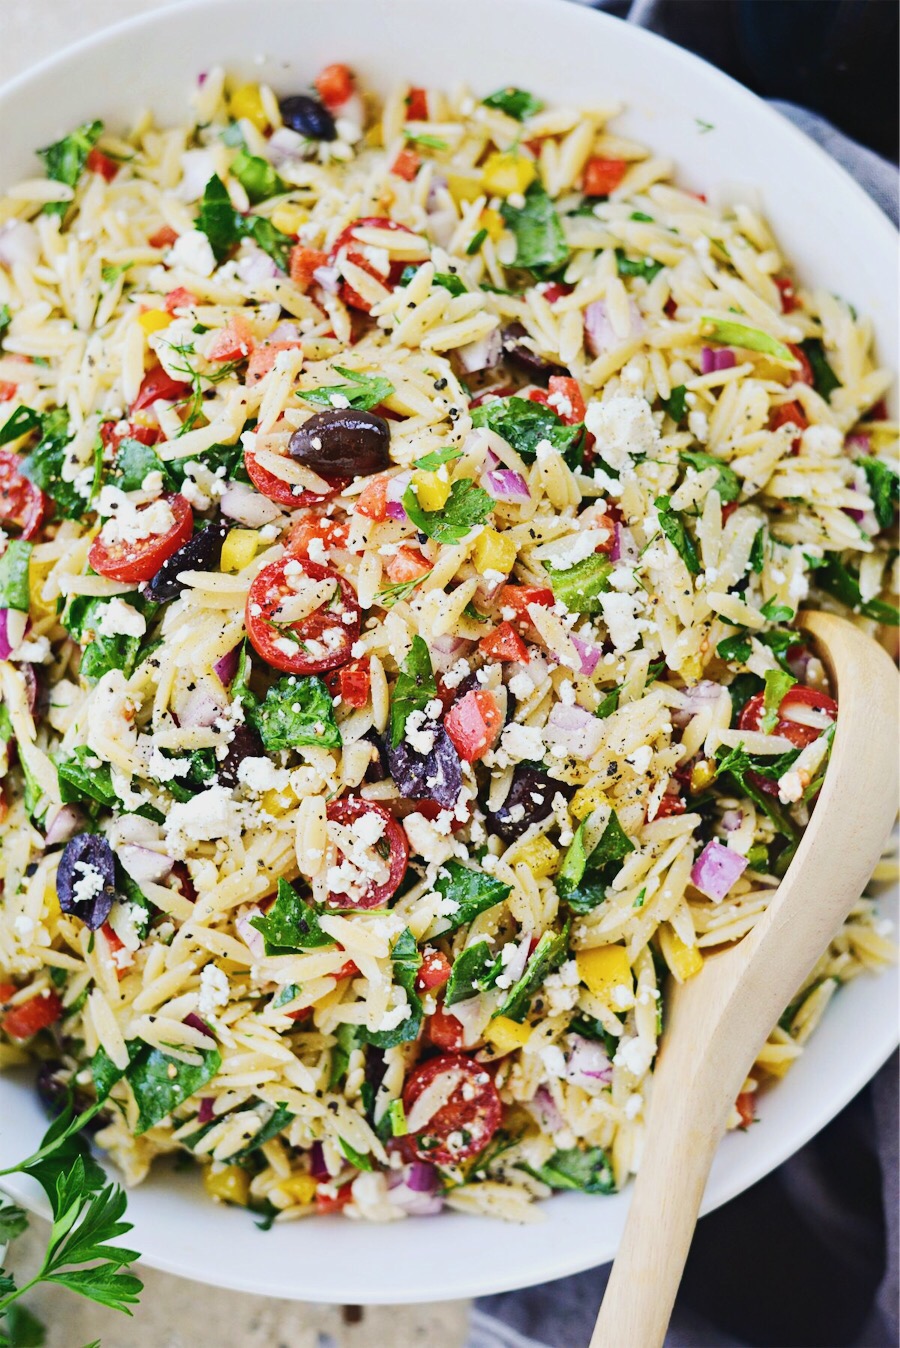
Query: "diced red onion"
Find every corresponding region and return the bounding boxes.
[721,809,743,832]
[584,299,644,357]
[609,525,622,563]
[545,704,604,758]
[845,432,871,454]
[310,1141,330,1181]
[565,1034,613,1088]
[267,321,303,345]
[484,468,531,503]
[266,126,306,166]
[179,148,220,203]
[0,221,39,270]
[220,481,284,526]
[701,347,737,374]
[312,265,341,294]
[429,635,471,674]
[406,1161,438,1193]
[183,1012,214,1039]
[197,1096,215,1124]
[119,843,174,885]
[214,645,240,687]
[385,470,412,522]
[456,328,503,374]
[236,246,280,285]
[388,1181,443,1216]
[528,1085,564,1134]
[236,912,265,959]
[570,635,602,676]
[0,609,28,659]
[690,839,748,901]
[178,687,226,728]
[44,804,87,846]
[20,662,38,712]
[671,680,723,728]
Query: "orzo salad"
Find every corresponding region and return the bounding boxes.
[0,64,896,1225]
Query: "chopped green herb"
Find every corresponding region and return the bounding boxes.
[402,476,494,545]
[654,495,700,574]
[761,669,797,733]
[465,227,488,255]
[389,635,437,748]
[304,366,394,412]
[100,261,134,285]
[661,385,688,424]
[431,861,512,936]
[403,130,448,150]
[500,183,569,275]
[246,674,342,752]
[813,554,899,625]
[482,88,544,121]
[36,121,103,218]
[471,394,583,466]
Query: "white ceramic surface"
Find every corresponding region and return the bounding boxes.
[0,0,896,1306]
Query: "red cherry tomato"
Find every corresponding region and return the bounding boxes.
[402,1052,502,1165]
[315,1183,354,1214]
[245,557,360,676]
[426,1002,466,1050]
[391,147,421,181]
[479,621,529,664]
[243,441,347,508]
[384,545,431,585]
[289,246,329,289]
[416,949,452,992]
[787,343,814,387]
[315,63,355,109]
[546,375,586,426]
[207,315,255,363]
[774,277,799,314]
[88,493,193,583]
[583,157,628,196]
[739,685,837,751]
[286,512,351,558]
[1,990,63,1041]
[498,584,554,629]
[0,383,19,402]
[653,794,686,820]
[100,923,132,979]
[131,365,192,412]
[86,147,119,181]
[325,796,409,909]
[735,1091,756,1128]
[354,474,390,521]
[445,689,503,763]
[328,217,416,313]
[164,287,198,314]
[325,658,371,709]
[0,450,47,539]
[540,282,573,305]
[469,385,516,409]
[99,420,162,455]
[246,340,303,386]
[148,225,179,249]
[405,87,429,120]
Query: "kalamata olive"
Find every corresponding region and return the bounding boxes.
[56,833,117,930]
[363,729,388,782]
[289,409,391,479]
[502,323,568,384]
[145,519,230,604]
[279,94,337,142]
[217,723,266,788]
[387,724,462,810]
[35,1060,102,1129]
[487,765,572,843]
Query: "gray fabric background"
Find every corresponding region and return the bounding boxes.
[471,5,899,1346]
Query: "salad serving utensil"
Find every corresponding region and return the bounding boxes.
[592,610,899,1348]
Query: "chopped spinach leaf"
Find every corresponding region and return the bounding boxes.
[431,861,512,936]
[110,437,171,492]
[413,445,463,471]
[812,554,899,625]
[338,1136,374,1171]
[799,338,841,401]
[701,317,794,363]
[17,408,86,519]
[196,174,292,270]
[360,928,422,1049]
[400,266,466,296]
[595,686,621,719]
[246,674,341,752]
[860,457,899,531]
[494,921,570,1022]
[402,477,494,545]
[389,635,437,749]
[615,249,663,282]
[129,1045,222,1135]
[304,366,395,412]
[661,385,687,424]
[231,1104,295,1160]
[678,449,740,504]
[654,495,700,574]
[465,227,488,255]
[500,183,569,275]
[444,940,500,1006]
[749,527,766,574]
[528,1144,616,1194]
[56,746,119,810]
[482,87,544,120]
[760,669,797,733]
[329,1024,363,1090]
[470,394,583,466]
[37,120,103,217]
[249,878,334,955]
[0,540,32,611]
[759,598,794,623]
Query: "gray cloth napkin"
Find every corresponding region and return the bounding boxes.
[469,6,899,1345]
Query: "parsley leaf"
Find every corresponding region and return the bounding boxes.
[389,635,437,748]
[860,457,899,531]
[431,861,512,936]
[470,394,582,465]
[494,921,570,1022]
[500,183,569,275]
[249,878,334,954]
[678,449,740,504]
[128,1044,222,1135]
[36,121,103,218]
[402,477,494,545]
[528,1144,616,1193]
[304,366,395,412]
[654,495,700,574]
[196,174,292,269]
[546,553,613,614]
[246,674,342,752]
[482,87,544,120]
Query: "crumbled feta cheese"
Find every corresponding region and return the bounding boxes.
[599,590,646,655]
[198,963,230,1017]
[404,709,436,755]
[624,1092,643,1120]
[403,812,455,865]
[507,672,534,700]
[165,785,239,850]
[613,1035,654,1077]
[777,769,805,804]
[97,487,176,548]
[584,394,658,471]
[237,757,289,794]
[13,915,35,942]
[168,228,217,277]
[96,598,146,639]
[627,745,653,775]
[539,1045,567,1078]
[71,862,104,908]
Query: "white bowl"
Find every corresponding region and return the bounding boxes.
[0,0,896,1306]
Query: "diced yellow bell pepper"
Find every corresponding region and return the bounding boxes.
[204,1164,250,1205]
[28,560,56,622]
[446,168,484,205]
[220,528,259,573]
[43,886,61,921]
[137,309,172,336]
[570,784,609,821]
[484,1016,532,1055]
[689,759,715,792]
[482,152,537,198]
[754,1041,797,1078]
[261,785,295,817]
[130,412,157,430]
[410,470,451,513]
[658,924,703,983]
[271,203,308,236]
[576,945,633,1006]
[472,527,516,576]
[480,207,505,242]
[516,835,560,880]
[278,1173,318,1205]
[229,82,269,131]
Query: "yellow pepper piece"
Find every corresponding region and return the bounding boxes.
[472,527,516,576]
[689,759,715,792]
[204,1164,250,1206]
[43,886,61,921]
[229,82,269,131]
[482,151,537,198]
[278,1173,318,1205]
[658,924,703,983]
[570,784,609,821]
[261,785,295,817]
[480,207,505,242]
[137,309,172,336]
[410,470,451,513]
[220,528,259,573]
[446,168,484,205]
[576,945,633,1007]
[271,203,308,236]
[484,1016,532,1055]
[754,1041,797,1078]
[516,835,560,880]
[28,560,56,622]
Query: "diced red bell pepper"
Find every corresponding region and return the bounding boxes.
[546,375,586,425]
[315,1183,354,1214]
[444,689,503,763]
[148,224,178,249]
[354,474,390,521]
[207,315,255,363]
[426,1002,465,1050]
[653,794,686,820]
[289,246,329,291]
[2,990,63,1040]
[86,147,119,181]
[416,949,452,992]
[774,276,799,313]
[498,584,554,628]
[325,659,371,709]
[384,545,431,584]
[0,983,17,1004]
[539,282,573,304]
[479,621,529,664]
[735,1091,756,1128]
[315,63,354,109]
[787,343,814,387]
[131,365,192,411]
[164,286,197,314]
[0,383,19,402]
[391,147,421,182]
[769,399,809,455]
[405,87,429,120]
[583,157,628,196]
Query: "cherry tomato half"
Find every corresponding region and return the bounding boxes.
[131,365,192,412]
[325,796,409,909]
[1,990,63,1041]
[479,621,529,664]
[416,949,451,992]
[402,1053,502,1166]
[89,493,193,583]
[245,557,360,675]
[243,441,348,509]
[444,689,503,763]
[583,157,628,196]
[739,684,837,750]
[0,450,47,539]
[426,1002,466,1050]
[328,217,416,313]
[325,658,371,708]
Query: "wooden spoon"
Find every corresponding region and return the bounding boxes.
[591,610,899,1348]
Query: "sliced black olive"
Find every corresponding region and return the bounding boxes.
[217,723,266,788]
[279,94,337,142]
[362,728,388,782]
[289,409,391,478]
[486,765,572,843]
[502,323,568,385]
[386,725,462,810]
[145,520,230,604]
[56,833,117,930]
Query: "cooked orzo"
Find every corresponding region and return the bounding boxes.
[0,63,896,1224]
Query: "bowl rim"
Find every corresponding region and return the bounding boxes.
[0,0,896,1306]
